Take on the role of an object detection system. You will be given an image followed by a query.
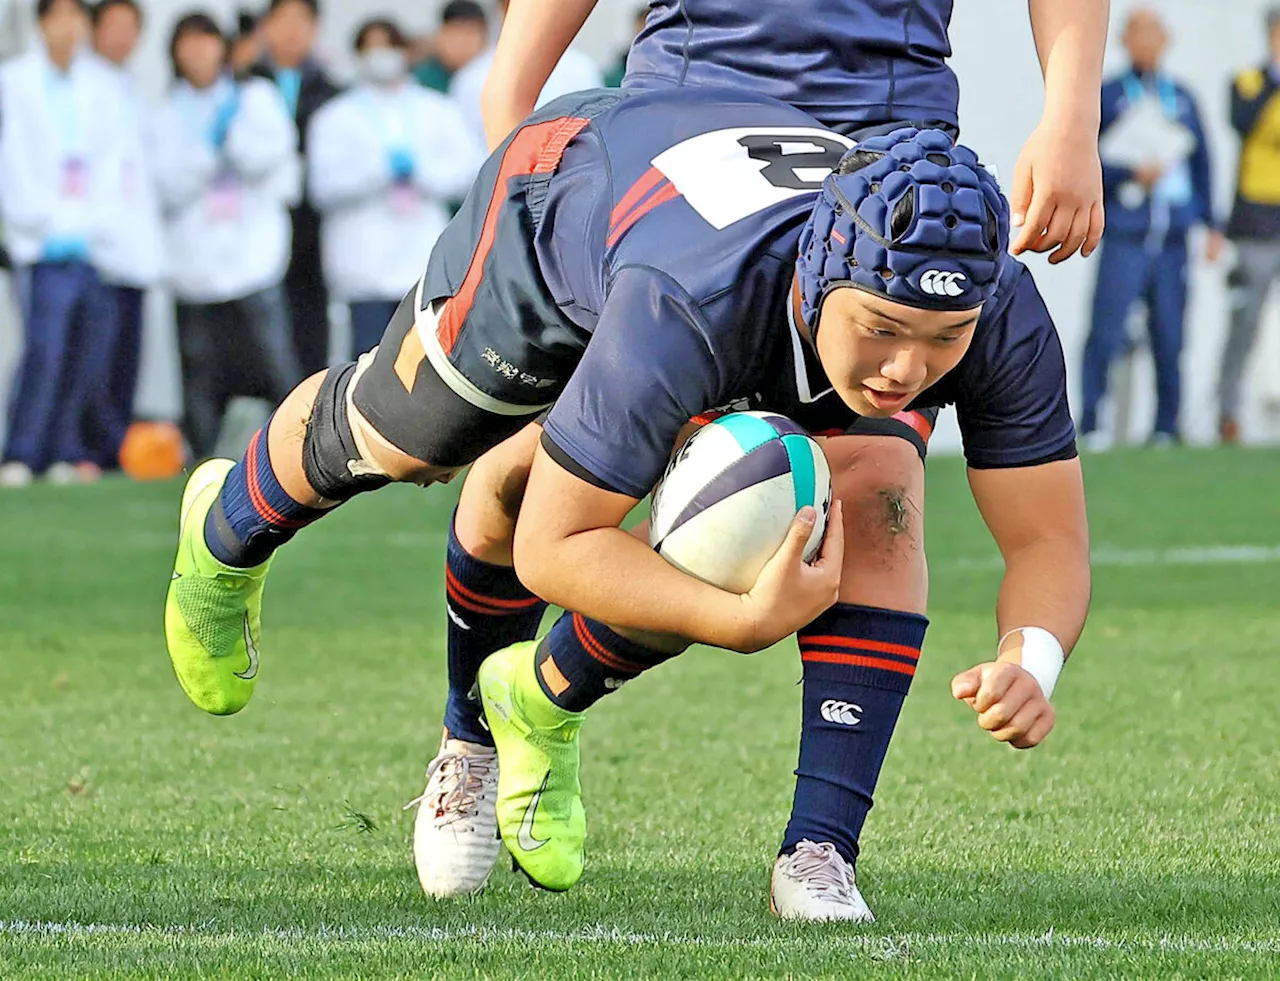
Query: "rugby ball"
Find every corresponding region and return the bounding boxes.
[649,412,832,593]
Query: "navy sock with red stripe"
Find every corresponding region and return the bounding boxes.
[204,426,328,568]
[533,612,677,712]
[780,604,929,867]
[443,519,547,745]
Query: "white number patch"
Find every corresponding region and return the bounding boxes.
[651,127,853,230]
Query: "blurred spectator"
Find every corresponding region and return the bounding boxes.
[450,0,601,148]
[1080,7,1218,448]
[0,0,32,60]
[0,0,122,487]
[603,4,647,88]
[1218,6,1280,444]
[310,17,480,357]
[411,0,487,94]
[228,9,260,75]
[90,0,164,470]
[250,0,340,377]
[151,12,300,460]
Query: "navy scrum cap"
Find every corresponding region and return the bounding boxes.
[797,127,1009,327]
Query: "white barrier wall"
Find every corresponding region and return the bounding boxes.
[1,0,1277,447]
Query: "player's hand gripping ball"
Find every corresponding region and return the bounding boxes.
[648,411,832,593]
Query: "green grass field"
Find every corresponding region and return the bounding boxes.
[2,447,1279,979]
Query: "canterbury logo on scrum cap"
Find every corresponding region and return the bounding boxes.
[918,269,968,297]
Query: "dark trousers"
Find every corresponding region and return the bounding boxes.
[82,284,145,468]
[349,299,399,359]
[285,205,330,376]
[1081,236,1188,438]
[176,285,298,461]
[3,261,117,471]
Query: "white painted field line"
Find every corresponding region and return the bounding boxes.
[2,920,1278,956]
[944,543,1280,572]
[101,533,1280,568]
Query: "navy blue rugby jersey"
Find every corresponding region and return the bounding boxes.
[502,89,1075,498]
[622,0,960,132]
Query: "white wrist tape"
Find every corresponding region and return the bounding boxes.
[999,626,1065,699]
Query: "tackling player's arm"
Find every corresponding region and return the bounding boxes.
[1013,0,1108,263]
[514,444,843,653]
[948,269,1090,748]
[513,266,841,653]
[950,458,1090,747]
[480,0,598,149]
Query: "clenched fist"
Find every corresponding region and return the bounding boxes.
[951,660,1055,749]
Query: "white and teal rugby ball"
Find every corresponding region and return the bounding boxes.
[649,411,832,593]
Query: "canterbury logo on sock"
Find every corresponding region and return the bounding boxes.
[820,699,863,726]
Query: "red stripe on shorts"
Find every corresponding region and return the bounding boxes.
[436,116,590,354]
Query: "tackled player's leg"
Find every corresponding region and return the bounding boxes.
[472,411,933,903]
[770,413,932,922]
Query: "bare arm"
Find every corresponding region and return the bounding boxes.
[1028,0,1108,133]
[1010,0,1109,262]
[950,457,1090,748]
[513,442,842,652]
[968,457,1091,651]
[480,0,601,150]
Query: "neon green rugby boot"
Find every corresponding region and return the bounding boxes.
[478,641,587,891]
[164,459,270,715]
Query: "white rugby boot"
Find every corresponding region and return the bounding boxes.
[408,736,501,898]
[769,840,875,922]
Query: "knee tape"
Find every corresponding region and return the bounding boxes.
[301,361,393,501]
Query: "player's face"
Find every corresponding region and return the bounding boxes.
[814,286,979,418]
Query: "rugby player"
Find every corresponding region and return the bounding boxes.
[162,90,1089,919]
[403,0,1105,909]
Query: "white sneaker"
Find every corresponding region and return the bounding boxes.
[770,840,875,922]
[44,462,80,485]
[0,462,33,488]
[407,737,500,898]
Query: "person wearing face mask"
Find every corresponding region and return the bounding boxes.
[150,11,301,461]
[308,17,481,357]
[0,0,124,487]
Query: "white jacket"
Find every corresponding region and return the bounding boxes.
[150,76,300,303]
[308,82,481,302]
[450,47,602,147]
[0,45,125,266]
[93,59,164,287]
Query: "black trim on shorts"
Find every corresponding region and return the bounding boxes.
[842,408,938,462]
[352,293,542,469]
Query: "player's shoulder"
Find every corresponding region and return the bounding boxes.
[958,257,1062,386]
